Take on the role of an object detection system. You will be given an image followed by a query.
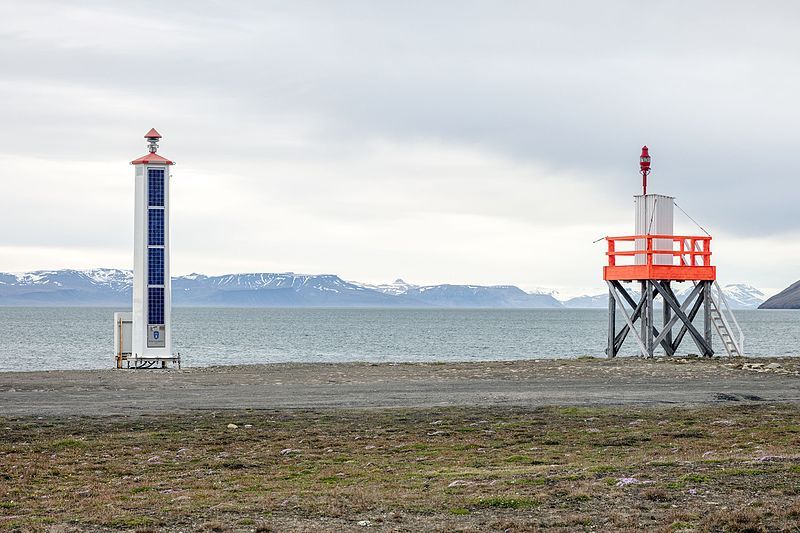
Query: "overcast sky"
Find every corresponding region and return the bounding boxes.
[1,1,799,297]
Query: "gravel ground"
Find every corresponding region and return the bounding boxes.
[1,357,798,416]
[2,357,799,531]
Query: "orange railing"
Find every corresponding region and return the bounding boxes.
[606,235,712,268]
[604,235,715,281]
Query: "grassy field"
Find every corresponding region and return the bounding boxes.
[1,405,799,531]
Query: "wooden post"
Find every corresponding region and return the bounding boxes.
[662,281,673,355]
[703,281,713,357]
[607,285,616,358]
[608,239,615,266]
[646,281,654,357]
[117,317,123,369]
[640,281,647,357]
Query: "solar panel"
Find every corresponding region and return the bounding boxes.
[148,209,164,246]
[148,287,165,325]
[146,168,167,328]
[148,248,164,286]
[148,168,164,207]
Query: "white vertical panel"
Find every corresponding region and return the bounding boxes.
[163,167,172,356]
[132,166,146,357]
[634,194,674,265]
[132,163,172,359]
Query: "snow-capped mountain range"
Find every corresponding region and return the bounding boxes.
[0,269,766,309]
[0,269,134,306]
[562,283,767,310]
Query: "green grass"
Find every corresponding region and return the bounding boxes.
[472,496,539,509]
[716,467,770,477]
[679,473,709,484]
[0,405,798,530]
[50,438,87,450]
[105,516,158,528]
[504,455,547,465]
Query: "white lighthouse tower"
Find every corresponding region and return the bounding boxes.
[115,129,179,368]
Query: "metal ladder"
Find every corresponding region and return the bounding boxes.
[683,238,745,357]
[708,281,744,357]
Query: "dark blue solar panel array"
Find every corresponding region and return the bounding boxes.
[148,248,164,285]
[148,287,164,325]
[147,167,166,326]
[148,209,164,246]
[148,168,164,206]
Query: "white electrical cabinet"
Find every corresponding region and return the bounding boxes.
[634,194,674,265]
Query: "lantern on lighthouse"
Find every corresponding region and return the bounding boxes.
[640,145,651,195]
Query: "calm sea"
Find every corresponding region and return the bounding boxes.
[0,307,797,372]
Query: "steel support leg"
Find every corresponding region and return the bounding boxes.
[703,281,713,357]
[607,285,616,358]
[663,281,673,355]
[645,281,655,357]
[640,281,648,357]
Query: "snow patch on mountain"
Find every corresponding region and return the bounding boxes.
[357,278,418,295]
[564,283,766,309]
[720,284,766,308]
[10,269,133,290]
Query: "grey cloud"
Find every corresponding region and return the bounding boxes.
[1,1,799,239]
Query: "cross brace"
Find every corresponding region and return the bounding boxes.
[606,280,714,358]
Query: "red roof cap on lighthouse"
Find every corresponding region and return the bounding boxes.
[130,153,174,165]
[131,128,174,165]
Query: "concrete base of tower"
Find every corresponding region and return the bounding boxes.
[119,355,182,370]
[114,311,181,369]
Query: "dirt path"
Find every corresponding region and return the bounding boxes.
[1,357,798,416]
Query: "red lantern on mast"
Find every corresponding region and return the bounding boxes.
[640,146,651,195]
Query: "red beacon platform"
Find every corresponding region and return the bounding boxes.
[601,146,741,359]
[603,145,715,282]
[603,234,716,281]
